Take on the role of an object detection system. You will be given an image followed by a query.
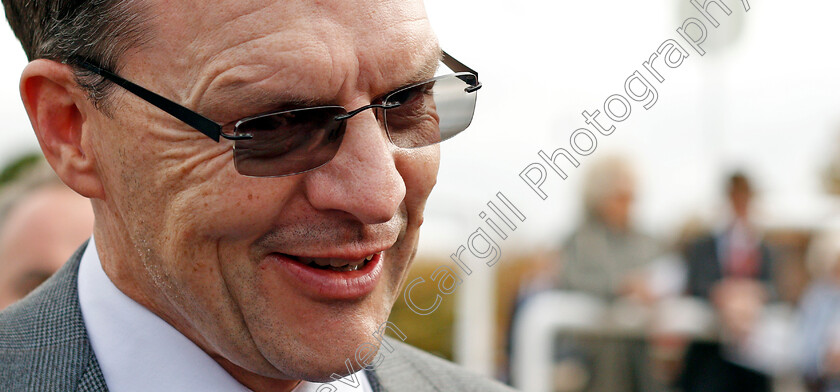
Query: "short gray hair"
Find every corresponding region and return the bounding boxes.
[2,0,152,106]
[582,155,636,216]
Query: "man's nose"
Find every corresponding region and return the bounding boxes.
[303,111,406,224]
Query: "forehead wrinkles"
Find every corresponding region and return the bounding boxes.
[185,8,352,111]
[190,33,341,116]
[334,2,438,97]
[139,0,435,108]
[134,0,319,101]
[353,18,439,97]
[196,16,436,113]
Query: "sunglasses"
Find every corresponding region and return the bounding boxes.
[72,51,481,177]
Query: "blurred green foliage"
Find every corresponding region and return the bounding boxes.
[0,152,42,187]
[387,261,455,360]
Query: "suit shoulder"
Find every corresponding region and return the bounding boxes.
[688,234,716,250]
[0,245,101,390]
[0,262,87,350]
[0,242,88,350]
[375,338,517,392]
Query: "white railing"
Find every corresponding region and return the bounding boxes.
[509,291,794,392]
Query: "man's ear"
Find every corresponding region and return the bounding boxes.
[20,59,104,199]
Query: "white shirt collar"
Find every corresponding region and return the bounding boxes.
[78,236,372,392]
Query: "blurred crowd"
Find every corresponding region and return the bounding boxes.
[511,155,840,392]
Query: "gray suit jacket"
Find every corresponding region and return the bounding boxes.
[0,243,516,392]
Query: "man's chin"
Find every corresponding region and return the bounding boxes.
[272,342,379,383]
[251,322,385,382]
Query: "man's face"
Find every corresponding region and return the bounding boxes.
[729,187,752,220]
[0,185,93,310]
[87,0,440,382]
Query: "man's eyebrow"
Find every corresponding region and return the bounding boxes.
[208,87,324,123]
[410,47,443,82]
[207,47,443,118]
[376,47,441,98]
[247,95,324,113]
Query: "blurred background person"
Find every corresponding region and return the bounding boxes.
[560,155,662,302]
[556,156,663,392]
[0,153,94,310]
[679,172,777,392]
[798,230,840,392]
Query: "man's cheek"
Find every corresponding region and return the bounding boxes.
[396,148,439,201]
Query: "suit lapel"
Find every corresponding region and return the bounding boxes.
[77,354,108,392]
[365,369,386,392]
[53,241,110,391]
[367,339,443,392]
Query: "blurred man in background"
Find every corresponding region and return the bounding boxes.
[558,156,662,392]
[799,230,840,392]
[0,154,93,309]
[680,172,776,392]
[560,156,661,302]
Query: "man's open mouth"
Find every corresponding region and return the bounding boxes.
[264,251,384,299]
[282,253,378,272]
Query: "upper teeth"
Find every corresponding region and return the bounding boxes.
[301,253,376,270]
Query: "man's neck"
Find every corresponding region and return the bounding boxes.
[216,356,305,392]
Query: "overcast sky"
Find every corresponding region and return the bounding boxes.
[2,1,839,256]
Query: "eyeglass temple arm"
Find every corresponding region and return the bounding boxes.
[73,59,224,142]
[441,51,481,93]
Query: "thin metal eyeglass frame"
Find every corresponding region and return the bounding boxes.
[69,51,481,143]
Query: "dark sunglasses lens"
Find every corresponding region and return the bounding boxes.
[384,73,478,148]
[232,107,347,177]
